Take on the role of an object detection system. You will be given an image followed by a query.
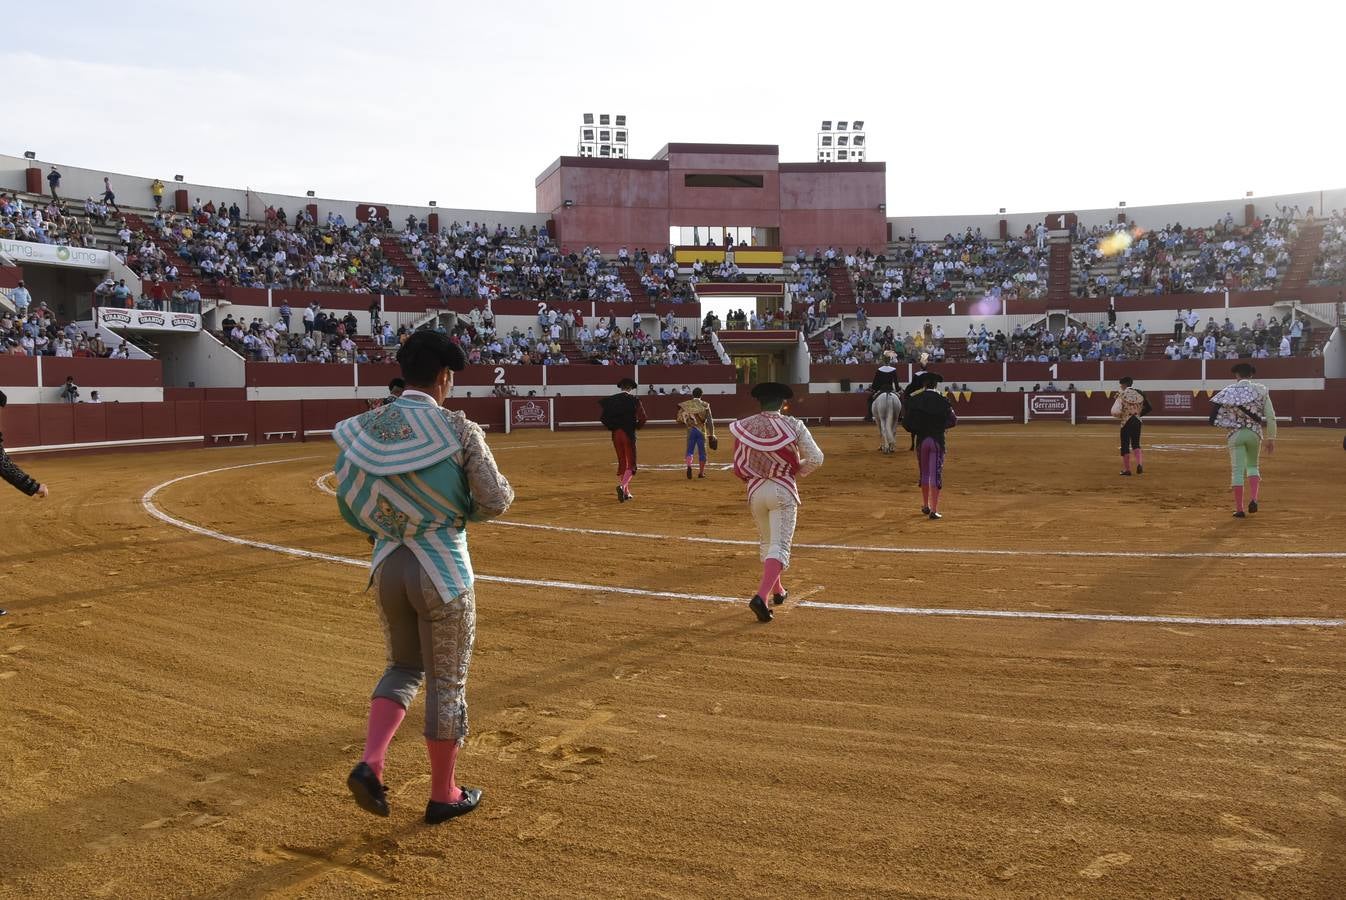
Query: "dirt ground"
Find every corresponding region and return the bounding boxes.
[1,422,1344,899]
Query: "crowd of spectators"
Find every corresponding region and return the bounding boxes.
[620,248,696,302]
[1161,311,1314,360]
[0,193,98,247]
[219,305,394,364]
[402,222,633,304]
[849,233,1048,304]
[1,306,133,359]
[1310,211,1346,286]
[1074,214,1295,296]
[125,204,404,294]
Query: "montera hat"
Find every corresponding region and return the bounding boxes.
[750,382,794,403]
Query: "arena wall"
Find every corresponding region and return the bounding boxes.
[6,381,1342,457]
[888,188,1346,241]
[0,154,548,232]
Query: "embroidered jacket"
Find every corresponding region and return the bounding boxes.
[729,411,824,502]
[1211,381,1277,440]
[334,394,513,600]
[1111,386,1145,420]
[676,398,715,436]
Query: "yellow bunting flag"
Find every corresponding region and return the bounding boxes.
[1084,390,1093,399]
[1192,389,1200,397]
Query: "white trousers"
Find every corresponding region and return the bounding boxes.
[750,482,799,568]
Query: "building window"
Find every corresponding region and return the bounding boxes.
[615,115,626,126]
[599,130,610,141]
[600,145,611,156]
[838,121,848,131]
[821,120,832,131]
[683,173,765,188]
[837,136,848,147]
[583,113,594,125]
[853,135,865,146]
[583,129,594,141]
[599,114,610,125]
[837,149,848,160]
[615,130,627,143]
[821,136,832,147]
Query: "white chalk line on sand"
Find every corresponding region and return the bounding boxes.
[316,469,1345,561]
[147,460,1344,629]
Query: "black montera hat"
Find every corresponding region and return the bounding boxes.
[750,382,794,403]
[617,377,638,390]
[1232,363,1256,377]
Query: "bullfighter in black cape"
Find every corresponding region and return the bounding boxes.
[599,377,648,502]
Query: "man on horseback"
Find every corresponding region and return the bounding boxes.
[866,350,901,422]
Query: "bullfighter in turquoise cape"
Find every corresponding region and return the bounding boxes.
[333,331,514,825]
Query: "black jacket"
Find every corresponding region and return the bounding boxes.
[0,437,40,496]
[599,392,647,436]
[903,390,958,448]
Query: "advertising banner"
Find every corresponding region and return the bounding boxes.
[0,238,110,270]
[1025,393,1075,422]
[96,308,202,332]
[505,398,554,433]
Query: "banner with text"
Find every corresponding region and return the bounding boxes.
[96,307,202,332]
[505,398,554,433]
[0,238,110,270]
[1025,392,1075,423]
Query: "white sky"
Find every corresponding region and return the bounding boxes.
[8,0,1343,217]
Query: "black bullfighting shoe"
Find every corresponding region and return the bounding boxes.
[748,595,773,623]
[425,787,483,824]
[347,762,390,817]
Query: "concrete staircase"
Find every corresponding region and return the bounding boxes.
[617,265,651,304]
[383,239,436,298]
[1281,220,1326,295]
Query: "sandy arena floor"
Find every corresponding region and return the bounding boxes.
[1,423,1344,899]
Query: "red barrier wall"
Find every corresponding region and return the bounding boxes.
[6,384,1343,455]
[543,365,636,388]
[0,356,39,386]
[637,364,735,385]
[53,358,163,388]
[246,362,352,388]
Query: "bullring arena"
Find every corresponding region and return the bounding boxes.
[2,418,1345,898]
[5,88,1346,896]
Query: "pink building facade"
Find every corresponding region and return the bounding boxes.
[535,143,886,254]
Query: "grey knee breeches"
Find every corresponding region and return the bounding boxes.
[371,545,476,742]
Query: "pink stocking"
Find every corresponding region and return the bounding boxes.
[620,469,634,492]
[928,487,941,513]
[1133,448,1144,467]
[1247,475,1261,501]
[1121,452,1132,472]
[361,697,407,781]
[921,485,930,507]
[1232,485,1245,512]
[427,738,463,805]
[757,558,783,599]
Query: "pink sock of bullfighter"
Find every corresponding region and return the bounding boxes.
[685,454,694,467]
[620,469,634,493]
[1121,452,1132,473]
[758,558,783,599]
[427,738,463,804]
[361,697,407,781]
[1133,448,1144,467]
[1232,485,1245,512]
[1248,474,1261,501]
[921,485,930,508]
[928,487,941,513]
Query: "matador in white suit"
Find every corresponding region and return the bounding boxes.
[729,382,824,623]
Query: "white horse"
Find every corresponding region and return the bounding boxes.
[873,391,903,454]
